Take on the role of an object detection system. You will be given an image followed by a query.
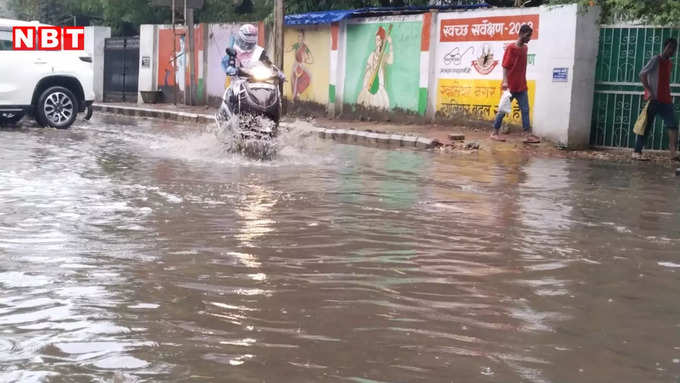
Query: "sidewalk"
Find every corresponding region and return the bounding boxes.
[93,102,215,124]
[92,102,679,166]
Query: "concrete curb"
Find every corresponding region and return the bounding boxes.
[93,103,214,124]
[313,128,442,150]
[94,103,443,151]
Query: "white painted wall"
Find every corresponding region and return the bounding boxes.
[533,4,600,148]
[569,6,600,149]
[206,24,241,101]
[137,24,156,104]
[432,4,601,148]
[531,4,577,146]
[335,20,348,115]
[84,26,111,103]
[426,10,440,120]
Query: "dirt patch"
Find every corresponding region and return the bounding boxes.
[282,99,327,119]
[336,104,427,125]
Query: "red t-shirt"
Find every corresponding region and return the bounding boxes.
[658,57,672,104]
[502,43,528,93]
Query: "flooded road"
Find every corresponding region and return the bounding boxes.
[1,115,679,382]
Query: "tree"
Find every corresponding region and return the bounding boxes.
[9,0,680,32]
[8,0,169,35]
[552,0,680,26]
[195,0,273,23]
[485,0,680,26]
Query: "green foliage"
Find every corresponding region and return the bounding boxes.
[8,0,680,36]
[546,0,680,25]
[196,0,273,23]
[284,0,431,14]
[8,0,171,35]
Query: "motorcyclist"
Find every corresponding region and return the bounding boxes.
[221,24,282,78]
[219,24,284,115]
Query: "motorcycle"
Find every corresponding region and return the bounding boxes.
[216,48,283,141]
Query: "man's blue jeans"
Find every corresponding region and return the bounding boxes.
[493,90,530,132]
[634,100,678,153]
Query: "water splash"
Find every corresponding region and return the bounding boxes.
[214,114,279,161]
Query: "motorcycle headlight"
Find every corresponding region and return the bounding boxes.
[251,66,273,81]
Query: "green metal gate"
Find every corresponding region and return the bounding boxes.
[591,26,680,149]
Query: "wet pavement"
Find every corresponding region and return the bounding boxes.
[1,114,679,382]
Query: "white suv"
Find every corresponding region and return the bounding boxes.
[0,18,94,128]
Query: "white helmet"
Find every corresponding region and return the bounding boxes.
[237,24,258,53]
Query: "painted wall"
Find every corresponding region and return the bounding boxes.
[282,25,330,106]
[138,24,156,103]
[84,26,111,102]
[156,24,205,104]
[434,12,540,125]
[139,22,267,105]
[531,4,599,148]
[569,6,600,148]
[206,23,241,102]
[342,15,424,114]
[432,4,599,147]
[134,8,599,147]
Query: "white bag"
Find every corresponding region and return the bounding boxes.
[498,90,512,114]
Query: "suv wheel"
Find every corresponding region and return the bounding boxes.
[0,112,24,126]
[37,86,78,129]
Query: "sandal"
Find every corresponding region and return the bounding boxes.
[523,135,541,144]
[632,153,650,161]
[490,134,506,142]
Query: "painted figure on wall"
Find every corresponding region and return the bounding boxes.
[287,30,313,101]
[159,31,187,102]
[357,25,394,110]
[175,34,186,92]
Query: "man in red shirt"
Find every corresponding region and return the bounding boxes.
[491,24,540,144]
[634,38,678,161]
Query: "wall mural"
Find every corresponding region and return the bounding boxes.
[435,13,540,123]
[343,17,422,112]
[207,24,241,101]
[157,25,205,104]
[282,26,330,105]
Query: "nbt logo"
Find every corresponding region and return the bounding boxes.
[12,26,85,50]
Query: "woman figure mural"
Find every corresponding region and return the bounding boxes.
[288,30,313,101]
[358,25,393,110]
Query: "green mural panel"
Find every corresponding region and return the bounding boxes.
[343,21,422,112]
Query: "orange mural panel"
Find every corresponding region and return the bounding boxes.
[157,25,204,103]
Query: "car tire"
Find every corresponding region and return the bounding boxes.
[36,86,78,129]
[0,112,24,126]
[84,104,93,120]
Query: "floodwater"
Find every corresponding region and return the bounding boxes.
[1,115,679,383]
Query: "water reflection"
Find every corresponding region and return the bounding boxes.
[1,116,680,382]
[235,184,277,248]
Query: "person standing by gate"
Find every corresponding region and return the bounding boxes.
[490,24,540,144]
[634,38,679,161]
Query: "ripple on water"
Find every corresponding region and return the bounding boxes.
[93,355,150,369]
[1,117,680,382]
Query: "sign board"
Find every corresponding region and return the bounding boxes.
[552,67,568,82]
[150,0,204,8]
[141,56,150,67]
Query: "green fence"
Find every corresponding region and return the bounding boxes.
[591,26,680,149]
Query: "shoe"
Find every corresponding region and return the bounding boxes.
[632,152,650,161]
[522,134,541,144]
